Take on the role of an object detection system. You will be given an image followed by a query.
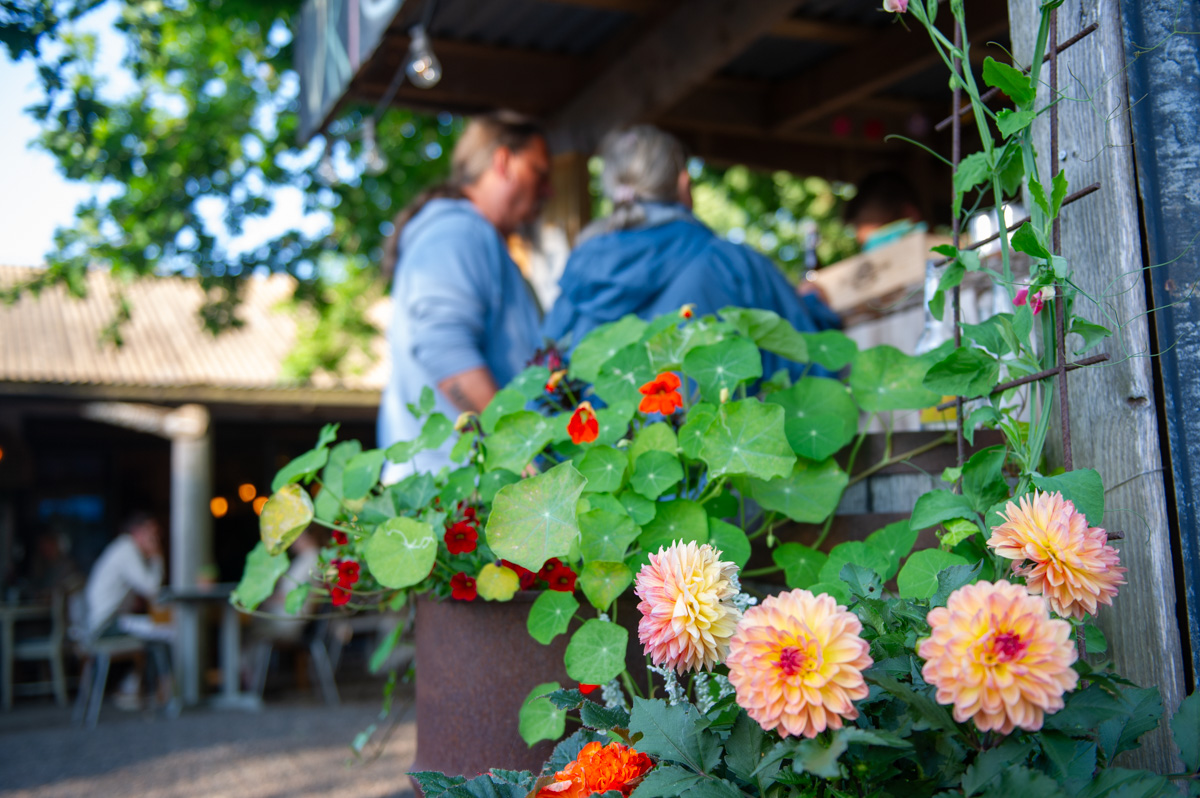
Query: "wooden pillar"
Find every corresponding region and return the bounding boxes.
[1006,0,1186,771]
[546,151,592,247]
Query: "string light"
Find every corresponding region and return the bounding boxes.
[253,496,269,516]
[210,497,229,518]
[238,483,257,503]
[405,24,441,89]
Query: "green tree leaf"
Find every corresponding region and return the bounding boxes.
[923,346,1000,399]
[896,549,969,599]
[630,450,684,500]
[629,766,704,798]
[342,449,386,501]
[364,517,438,589]
[931,561,983,607]
[773,542,827,589]
[910,489,978,530]
[231,542,289,610]
[639,499,708,553]
[683,337,763,403]
[1031,468,1105,527]
[259,483,315,555]
[700,400,795,479]
[565,619,628,684]
[570,315,648,383]
[518,682,566,747]
[527,590,579,645]
[982,56,1036,106]
[767,377,858,460]
[1097,687,1163,761]
[745,457,848,523]
[485,462,587,572]
[579,561,633,611]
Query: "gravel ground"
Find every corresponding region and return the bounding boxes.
[0,687,417,798]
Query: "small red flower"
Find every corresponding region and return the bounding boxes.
[567,402,600,445]
[445,521,479,554]
[337,560,361,587]
[331,586,351,606]
[547,564,577,592]
[679,304,694,319]
[450,572,477,601]
[501,560,537,590]
[578,683,599,695]
[538,558,562,581]
[1015,286,1052,315]
[462,506,478,524]
[638,372,684,415]
[332,529,348,545]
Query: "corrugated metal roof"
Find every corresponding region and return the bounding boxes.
[0,266,388,398]
[429,0,630,55]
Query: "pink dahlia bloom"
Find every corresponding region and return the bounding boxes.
[726,589,872,739]
[988,490,1126,619]
[920,580,1078,734]
[635,541,741,673]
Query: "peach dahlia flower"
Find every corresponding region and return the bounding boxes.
[988,490,1125,619]
[726,589,872,738]
[635,541,741,673]
[920,580,1078,734]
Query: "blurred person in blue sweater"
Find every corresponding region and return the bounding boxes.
[378,112,551,479]
[542,126,840,379]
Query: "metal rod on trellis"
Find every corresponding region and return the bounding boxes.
[952,22,965,471]
[1049,8,1074,472]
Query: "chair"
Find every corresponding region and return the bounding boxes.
[2,592,68,710]
[249,618,339,706]
[71,633,146,728]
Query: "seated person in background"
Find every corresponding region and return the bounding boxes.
[843,170,926,252]
[84,512,173,709]
[542,125,841,379]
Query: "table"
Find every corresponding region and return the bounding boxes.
[1,603,51,710]
[159,583,261,711]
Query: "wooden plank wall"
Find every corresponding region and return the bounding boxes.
[1006,0,1187,771]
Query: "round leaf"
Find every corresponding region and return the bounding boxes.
[480,388,528,434]
[593,343,655,407]
[579,509,641,563]
[801,331,858,371]
[683,337,763,402]
[767,377,858,461]
[577,447,628,494]
[639,499,708,553]
[565,619,628,684]
[618,491,657,526]
[629,422,678,463]
[342,449,386,501]
[807,581,851,605]
[570,315,647,383]
[476,563,521,601]
[819,541,892,584]
[231,542,289,610]
[518,681,566,747]
[865,520,919,581]
[484,411,556,473]
[364,517,438,589]
[773,542,827,589]
[896,549,970,599]
[699,400,795,480]
[485,462,587,572]
[508,365,553,400]
[630,450,684,500]
[707,517,751,568]
[745,457,848,524]
[259,484,315,555]
[579,561,633,611]
[527,590,579,645]
[850,344,944,412]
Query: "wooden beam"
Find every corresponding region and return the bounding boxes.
[770,17,870,45]
[549,0,805,153]
[533,0,656,12]
[770,0,1009,131]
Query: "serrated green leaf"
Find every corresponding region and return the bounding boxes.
[365,517,438,589]
[518,681,566,747]
[896,549,969,599]
[628,697,720,771]
[1171,690,1200,771]
[931,560,983,607]
[841,562,884,600]
[1097,686,1162,761]
[231,542,289,610]
[629,766,704,798]
[579,701,631,732]
[486,462,587,572]
[527,590,579,645]
[565,620,628,684]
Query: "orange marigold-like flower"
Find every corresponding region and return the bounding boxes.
[988,490,1126,619]
[636,541,741,673]
[679,304,695,319]
[535,741,653,798]
[638,372,684,415]
[726,589,872,739]
[567,401,599,445]
[920,580,1078,734]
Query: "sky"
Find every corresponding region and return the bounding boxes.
[0,4,327,269]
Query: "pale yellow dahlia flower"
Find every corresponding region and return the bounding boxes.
[988,490,1125,619]
[635,541,741,673]
[920,580,1078,734]
[726,589,872,738]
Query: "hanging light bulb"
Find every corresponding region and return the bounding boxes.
[317,139,338,185]
[362,116,387,175]
[405,24,441,89]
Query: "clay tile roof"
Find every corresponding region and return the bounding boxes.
[0,265,388,403]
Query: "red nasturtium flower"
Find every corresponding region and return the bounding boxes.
[337,560,361,587]
[332,528,348,545]
[331,586,352,606]
[450,572,477,601]
[578,683,599,695]
[547,563,578,592]
[445,521,479,555]
[535,741,653,798]
[501,560,537,590]
[567,401,600,445]
[638,372,684,415]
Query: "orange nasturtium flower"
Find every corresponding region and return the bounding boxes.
[638,372,684,415]
[567,401,599,444]
[545,369,568,393]
[535,741,653,798]
[679,303,695,319]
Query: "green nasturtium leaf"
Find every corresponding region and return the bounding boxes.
[570,315,648,383]
[593,401,637,448]
[320,439,361,499]
[385,413,455,464]
[519,682,566,747]
[485,462,587,572]
[579,509,641,563]
[271,447,329,493]
[484,411,556,473]
[479,469,520,504]
[700,400,795,480]
[629,422,678,463]
[767,377,858,461]
[808,581,851,605]
[565,620,629,684]
[865,521,919,581]
[683,337,763,402]
[719,306,809,363]
[259,484,315,555]
[577,446,628,494]
[527,590,579,645]
[630,450,684,500]
[449,430,478,464]
[364,517,438,589]
[896,549,970,599]
[438,466,478,506]
[850,344,947,412]
[678,402,717,461]
[284,583,310,616]
[773,543,827,589]
[801,331,858,371]
[707,518,751,568]
[593,343,655,408]
[819,541,892,584]
[645,322,725,371]
[579,561,633,611]
[480,389,529,434]
[639,499,708,553]
[231,542,289,610]
[508,365,553,401]
[618,490,657,526]
[342,449,386,501]
[745,457,847,524]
